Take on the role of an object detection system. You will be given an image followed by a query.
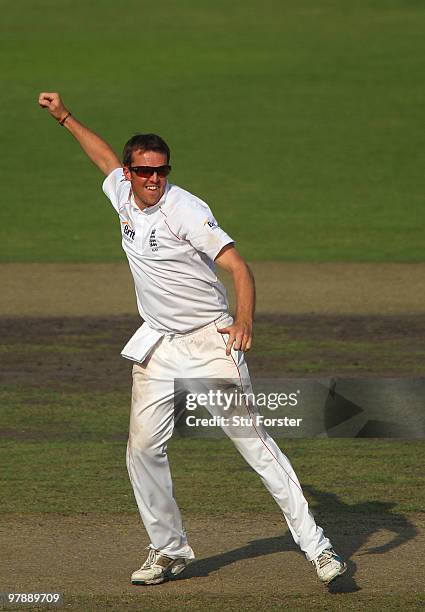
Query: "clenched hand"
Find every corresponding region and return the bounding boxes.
[38,92,69,122]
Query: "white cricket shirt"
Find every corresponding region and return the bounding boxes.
[102,168,233,337]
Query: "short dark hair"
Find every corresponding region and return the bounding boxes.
[122,133,171,166]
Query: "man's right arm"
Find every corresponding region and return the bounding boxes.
[38,92,121,177]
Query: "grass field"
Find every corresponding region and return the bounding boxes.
[1,0,425,262]
[1,1,425,610]
[1,434,424,516]
[1,314,424,609]
[1,315,424,515]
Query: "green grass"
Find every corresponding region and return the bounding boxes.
[1,435,424,515]
[0,388,128,436]
[1,0,425,261]
[1,386,425,517]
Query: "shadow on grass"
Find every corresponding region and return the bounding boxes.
[304,486,418,594]
[183,486,418,595]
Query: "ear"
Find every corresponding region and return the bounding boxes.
[123,166,132,181]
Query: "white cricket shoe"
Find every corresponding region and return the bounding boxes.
[311,548,347,585]
[131,547,188,585]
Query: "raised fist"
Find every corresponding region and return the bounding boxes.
[38,92,69,122]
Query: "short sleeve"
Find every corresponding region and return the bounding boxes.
[171,197,234,261]
[102,168,129,213]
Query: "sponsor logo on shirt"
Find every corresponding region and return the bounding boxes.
[121,219,136,242]
[149,228,159,252]
[204,217,218,230]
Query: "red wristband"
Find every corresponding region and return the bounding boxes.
[59,111,71,126]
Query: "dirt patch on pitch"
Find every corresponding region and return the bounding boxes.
[0,314,424,398]
[1,264,424,609]
[1,512,424,609]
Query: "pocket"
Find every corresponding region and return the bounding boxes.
[217,331,243,364]
[231,344,245,366]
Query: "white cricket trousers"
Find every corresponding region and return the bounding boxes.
[126,316,331,561]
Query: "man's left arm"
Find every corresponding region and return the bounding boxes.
[215,244,255,356]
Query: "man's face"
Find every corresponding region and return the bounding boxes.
[123,149,169,209]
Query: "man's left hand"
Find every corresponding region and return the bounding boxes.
[217,319,252,356]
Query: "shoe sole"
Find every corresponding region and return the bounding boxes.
[323,562,348,585]
[131,562,187,586]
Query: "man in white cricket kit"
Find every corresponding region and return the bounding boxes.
[38,92,347,587]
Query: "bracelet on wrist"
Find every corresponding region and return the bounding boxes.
[59,111,71,126]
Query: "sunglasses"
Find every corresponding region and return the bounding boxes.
[129,165,171,178]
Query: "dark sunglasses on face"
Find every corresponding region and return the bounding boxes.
[129,165,171,178]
